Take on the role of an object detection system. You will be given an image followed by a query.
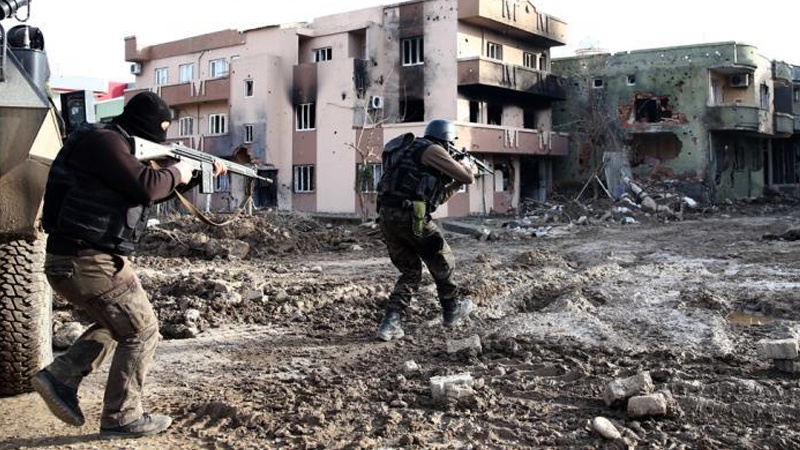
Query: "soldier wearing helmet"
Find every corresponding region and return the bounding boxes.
[374,118,478,341]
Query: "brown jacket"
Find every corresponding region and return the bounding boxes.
[420,143,475,203]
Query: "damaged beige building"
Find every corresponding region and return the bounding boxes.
[123,0,570,218]
[551,42,800,202]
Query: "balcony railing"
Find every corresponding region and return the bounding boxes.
[457,0,566,46]
[773,61,794,84]
[158,77,231,106]
[775,112,794,135]
[706,105,763,132]
[458,123,568,156]
[458,57,566,99]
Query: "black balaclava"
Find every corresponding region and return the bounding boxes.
[112,91,172,143]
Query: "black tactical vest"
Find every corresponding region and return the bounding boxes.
[42,123,150,255]
[377,133,453,213]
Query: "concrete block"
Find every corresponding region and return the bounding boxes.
[430,373,473,402]
[603,372,654,406]
[627,393,667,418]
[446,335,482,354]
[774,359,800,374]
[756,338,799,360]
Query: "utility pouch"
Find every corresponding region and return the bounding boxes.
[412,200,426,237]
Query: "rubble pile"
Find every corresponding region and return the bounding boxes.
[137,210,385,260]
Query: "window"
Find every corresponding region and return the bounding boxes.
[523,52,537,69]
[296,103,316,130]
[179,63,194,83]
[592,77,604,89]
[178,117,194,137]
[794,87,800,103]
[760,84,769,109]
[356,163,382,193]
[154,67,168,86]
[486,42,503,61]
[208,114,227,135]
[209,58,229,78]
[401,37,424,66]
[733,145,746,171]
[244,79,254,97]
[494,165,510,192]
[215,174,231,193]
[487,103,502,125]
[244,124,254,143]
[399,98,424,123]
[314,47,332,62]
[538,53,547,71]
[469,101,485,123]
[627,74,636,86]
[523,109,536,129]
[293,165,315,193]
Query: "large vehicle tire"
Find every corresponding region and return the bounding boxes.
[0,235,52,397]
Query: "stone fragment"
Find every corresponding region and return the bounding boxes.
[592,416,621,440]
[446,335,482,354]
[756,338,799,360]
[627,393,667,418]
[430,373,473,402]
[774,359,800,374]
[603,372,654,407]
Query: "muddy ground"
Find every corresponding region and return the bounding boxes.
[1,196,799,450]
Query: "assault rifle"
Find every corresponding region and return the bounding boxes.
[132,137,271,193]
[447,144,493,176]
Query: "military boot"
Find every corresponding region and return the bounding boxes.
[100,413,173,438]
[442,298,473,328]
[376,308,405,341]
[31,369,85,426]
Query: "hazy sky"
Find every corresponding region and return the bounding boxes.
[6,0,799,83]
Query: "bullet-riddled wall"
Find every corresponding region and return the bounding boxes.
[552,42,784,202]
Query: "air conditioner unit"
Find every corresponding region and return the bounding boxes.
[370,95,384,110]
[729,73,750,88]
[130,62,142,75]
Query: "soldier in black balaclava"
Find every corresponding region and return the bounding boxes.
[33,92,225,438]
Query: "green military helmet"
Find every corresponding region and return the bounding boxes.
[423,119,457,146]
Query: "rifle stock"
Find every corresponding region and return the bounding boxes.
[132,137,271,193]
[447,144,493,176]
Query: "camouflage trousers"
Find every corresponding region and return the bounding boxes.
[379,207,459,312]
[43,249,159,429]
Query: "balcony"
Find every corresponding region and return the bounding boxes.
[201,134,234,157]
[458,0,566,47]
[773,61,793,84]
[458,123,568,156]
[706,105,763,132]
[458,57,566,100]
[775,112,794,135]
[158,77,231,107]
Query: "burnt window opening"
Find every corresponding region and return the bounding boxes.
[353,59,370,99]
[592,77,604,89]
[733,145,746,171]
[399,98,424,123]
[634,96,673,123]
[523,108,537,129]
[487,104,502,125]
[469,101,482,123]
[469,101,502,125]
[494,163,511,192]
[772,142,798,184]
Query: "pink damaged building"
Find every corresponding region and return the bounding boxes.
[124,0,569,218]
